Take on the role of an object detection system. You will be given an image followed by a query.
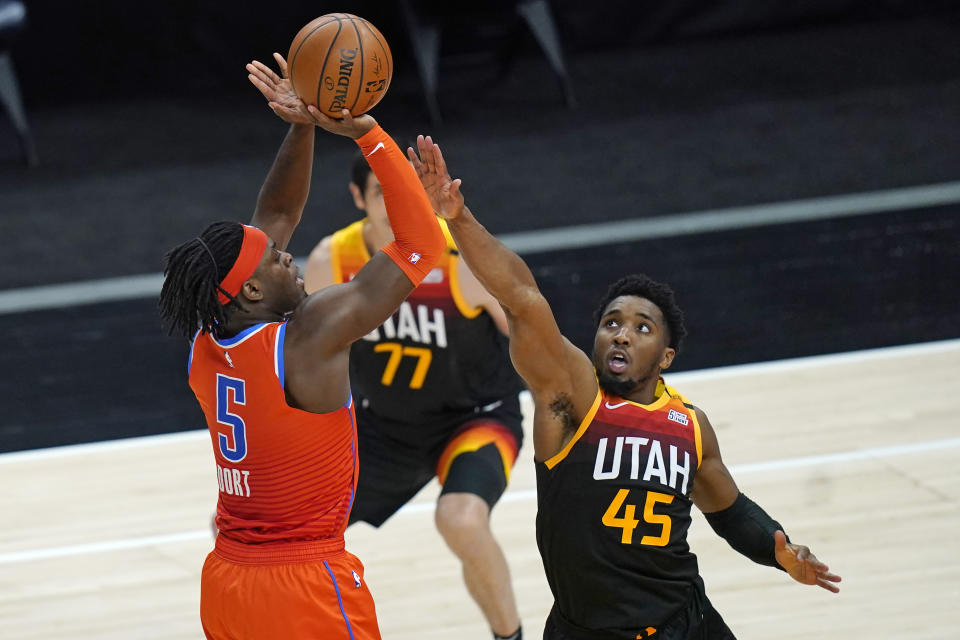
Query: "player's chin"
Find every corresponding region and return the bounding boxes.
[597,370,640,397]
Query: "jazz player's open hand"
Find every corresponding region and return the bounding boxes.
[774,530,842,593]
[408,135,464,220]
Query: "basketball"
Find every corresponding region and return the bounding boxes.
[287,13,393,118]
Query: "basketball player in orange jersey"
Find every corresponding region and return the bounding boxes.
[407,136,842,640]
[158,54,445,640]
[303,153,525,640]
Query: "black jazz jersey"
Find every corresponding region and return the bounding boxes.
[536,380,703,638]
[330,219,523,430]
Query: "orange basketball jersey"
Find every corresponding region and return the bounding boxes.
[188,322,358,544]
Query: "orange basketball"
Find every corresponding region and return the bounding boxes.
[287,13,393,118]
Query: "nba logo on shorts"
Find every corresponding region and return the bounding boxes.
[409,252,421,264]
[667,409,689,426]
[352,570,362,588]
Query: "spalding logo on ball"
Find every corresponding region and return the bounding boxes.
[288,13,393,117]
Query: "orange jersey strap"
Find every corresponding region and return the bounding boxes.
[354,125,444,285]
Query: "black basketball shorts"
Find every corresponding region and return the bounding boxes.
[348,394,524,527]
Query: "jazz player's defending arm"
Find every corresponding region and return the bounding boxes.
[408,135,840,593]
[407,136,597,461]
[247,55,445,415]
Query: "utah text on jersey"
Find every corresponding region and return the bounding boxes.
[359,300,448,348]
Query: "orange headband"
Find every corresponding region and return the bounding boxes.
[217,224,269,304]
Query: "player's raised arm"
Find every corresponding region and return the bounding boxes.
[283,112,444,395]
[246,53,317,251]
[692,408,842,593]
[295,111,445,338]
[409,135,597,460]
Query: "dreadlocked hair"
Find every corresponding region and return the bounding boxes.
[592,274,688,352]
[159,221,245,340]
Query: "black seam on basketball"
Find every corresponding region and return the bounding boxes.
[348,17,364,113]
[289,16,339,89]
[316,18,344,111]
[360,19,392,93]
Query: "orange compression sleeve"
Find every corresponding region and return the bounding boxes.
[354,125,444,285]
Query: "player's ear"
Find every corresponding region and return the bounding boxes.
[348,182,366,211]
[659,347,675,371]
[240,278,265,302]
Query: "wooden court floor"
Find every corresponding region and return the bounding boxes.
[1,340,957,639]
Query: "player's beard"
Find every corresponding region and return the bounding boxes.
[596,356,661,399]
[597,370,644,398]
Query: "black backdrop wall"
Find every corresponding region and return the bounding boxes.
[10,0,956,105]
[1,2,958,452]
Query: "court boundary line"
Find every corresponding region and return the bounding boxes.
[3,434,958,565]
[1,180,958,314]
[2,338,957,465]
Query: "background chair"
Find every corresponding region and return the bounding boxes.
[0,0,38,166]
[399,0,576,124]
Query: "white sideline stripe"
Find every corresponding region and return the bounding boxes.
[501,180,960,254]
[0,429,211,465]
[0,531,213,564]
[0,273,165,315]
[410,436,960,512]
[2,181,959,314]
[661,337,960,382]
[2,435,958,565]
[2,338,957,466]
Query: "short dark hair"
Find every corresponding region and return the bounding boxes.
[350,149,372,195]
[592,274,687,352]
[159,221,244,340]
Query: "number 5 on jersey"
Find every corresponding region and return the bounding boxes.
[216,374,248,462]
[602,488,674,546]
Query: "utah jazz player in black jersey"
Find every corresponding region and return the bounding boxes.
[305,150,525,640]
[408,135,842,640]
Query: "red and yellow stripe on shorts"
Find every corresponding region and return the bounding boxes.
[435,421,520,485]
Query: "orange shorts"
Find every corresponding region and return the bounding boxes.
[201,537,381,640]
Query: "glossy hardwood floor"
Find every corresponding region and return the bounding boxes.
[2,340,957,639]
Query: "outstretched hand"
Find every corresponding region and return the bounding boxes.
[774,530,842,593]
[247,53,377,138]
[407,135,464,220]
[247,53,313,125]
